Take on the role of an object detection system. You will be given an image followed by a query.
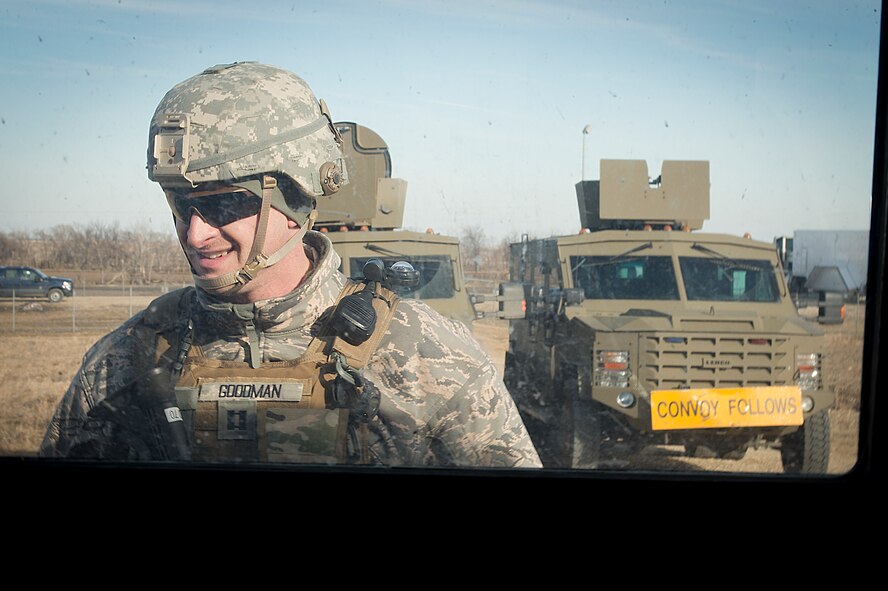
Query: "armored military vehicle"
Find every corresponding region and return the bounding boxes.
[493,159,833,473]
[314,122,477,328]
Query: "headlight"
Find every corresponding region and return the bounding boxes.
[795,352,822,391]
[62,281,71,290]
[616,391,636,408]
[595,350,630,387]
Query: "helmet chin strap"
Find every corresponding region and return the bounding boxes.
[193,175,316,295]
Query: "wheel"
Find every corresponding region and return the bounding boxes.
[563,397,602,469]
[780,411,830,473]
[503,351,518,390]
[47,288,64,303]
[502,351,558,466]
[558,365,602,469]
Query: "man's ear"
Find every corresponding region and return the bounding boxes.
[288,219,299,229]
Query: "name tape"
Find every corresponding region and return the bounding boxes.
[198,381,304,402]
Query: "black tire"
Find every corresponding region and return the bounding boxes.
[780,411,830,473]
[558,366,602,469]
[503,351,518,390]
[502,351,555,466]
[47,288,64,303]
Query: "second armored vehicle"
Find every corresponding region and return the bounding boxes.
[494,159,833,473]
[315,122,477,328]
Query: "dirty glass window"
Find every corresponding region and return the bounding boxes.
[571,256,679,300]
[679,257,780,302]
[0,1,880,483]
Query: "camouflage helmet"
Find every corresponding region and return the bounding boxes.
[147,62,348,294]
[147,61,347,226]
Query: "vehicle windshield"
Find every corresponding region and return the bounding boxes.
[571,255,679,300]
[679,257,780,302]
[348,255,455,299]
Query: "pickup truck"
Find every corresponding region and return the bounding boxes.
[0,266,74,303]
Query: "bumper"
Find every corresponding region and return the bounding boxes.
[592,385,835,431]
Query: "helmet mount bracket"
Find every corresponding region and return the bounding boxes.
[151,114,191,185]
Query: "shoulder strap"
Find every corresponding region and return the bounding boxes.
[132,286,196,375]
[316,280,400,465]
[307,280,400,370]
[125,287,196,461]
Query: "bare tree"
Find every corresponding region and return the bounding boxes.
[459,225,487,272]
[0,223,185,284]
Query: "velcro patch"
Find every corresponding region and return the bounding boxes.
[197,380,305,402]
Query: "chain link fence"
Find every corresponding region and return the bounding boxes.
[0,283,192,333]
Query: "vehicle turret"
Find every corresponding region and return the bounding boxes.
[576,159,710,231]
[314,122,407,230]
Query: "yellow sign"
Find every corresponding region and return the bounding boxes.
[650,386,803,430]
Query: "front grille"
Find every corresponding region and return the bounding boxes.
[638,334,794,390]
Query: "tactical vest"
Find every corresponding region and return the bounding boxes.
[134,280,399,464]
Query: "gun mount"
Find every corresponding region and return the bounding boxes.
[576,159,710,231]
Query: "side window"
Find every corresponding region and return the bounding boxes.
[0,2,880,487]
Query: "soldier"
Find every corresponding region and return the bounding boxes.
[39,61,542,468]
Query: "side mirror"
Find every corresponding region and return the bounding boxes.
[497,282,526,319]
[563,288,585,306]
[470,282,527,319]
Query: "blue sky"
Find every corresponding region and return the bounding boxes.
[0,0,881,243]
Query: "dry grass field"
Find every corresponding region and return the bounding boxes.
[0,291,866,475]
[0,293,158,454]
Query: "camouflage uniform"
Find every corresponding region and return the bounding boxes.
[39,231,543,468]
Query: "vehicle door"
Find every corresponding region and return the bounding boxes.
[16,268,44,297]
[0,268,18,297]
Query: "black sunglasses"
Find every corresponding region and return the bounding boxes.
[165,186,262,227]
